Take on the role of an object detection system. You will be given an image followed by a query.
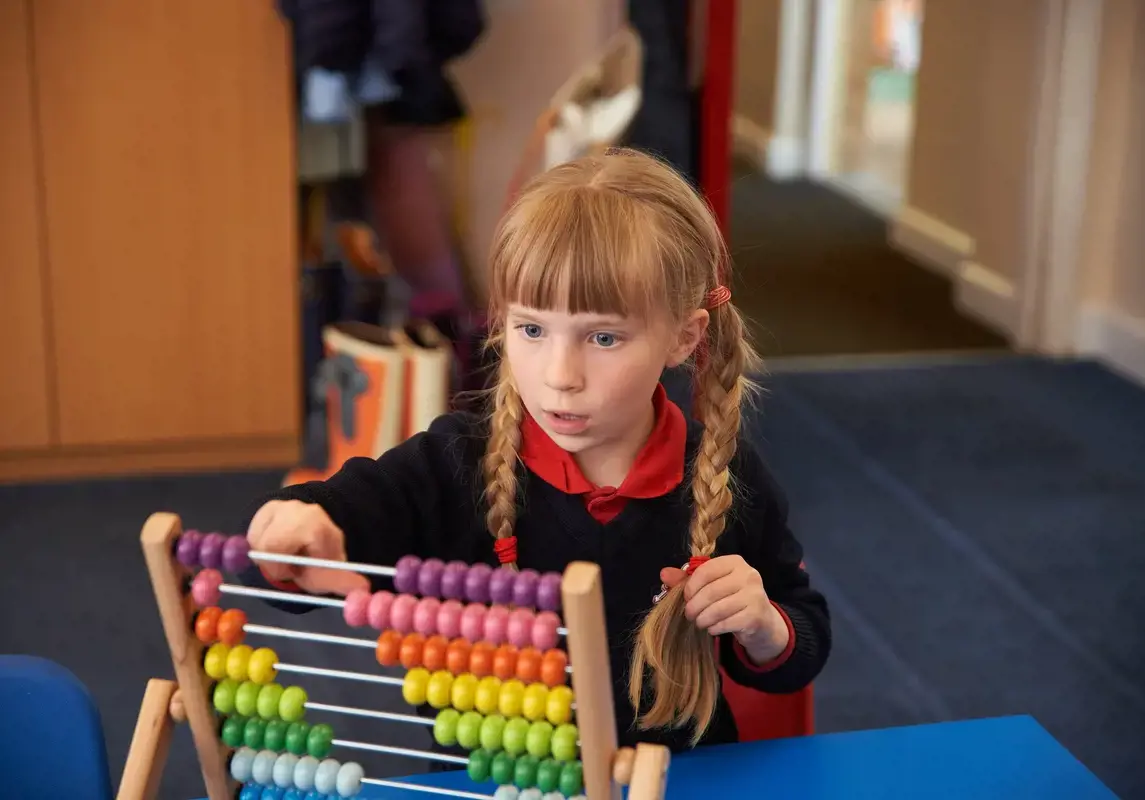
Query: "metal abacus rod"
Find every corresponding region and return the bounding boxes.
[134,512,670,800]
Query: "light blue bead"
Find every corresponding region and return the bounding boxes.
[252,750,277,785]
[493,786,520,800]
[274,753,300,788]
[230,748,257,783]
[283,790,306,800]
[314,759,341,795]
[335,761,365,797]
[238,783,262,800]
[293,755,320,791]
[519,790,543,800]
[302,792,327,800]
[259,787,285,800]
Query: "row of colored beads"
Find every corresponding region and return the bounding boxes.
[220,715,334,759]
[402,669,575,726]
[213,678,309,723]
[195,606,248,646]
[344,590,563,650]
[237,784,345,800]
[466,749,584,796]
[377,632,568,687]
[433,708,580,762]
[393,556,562,611]
[177,530,252,572]
[204,642,279,684]
[230,748,362,797]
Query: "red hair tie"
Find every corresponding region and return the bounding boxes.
[493,536,518,565]
[705,285,731,310]
[685,556,710,575]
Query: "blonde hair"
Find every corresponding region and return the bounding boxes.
[481,148,762,744]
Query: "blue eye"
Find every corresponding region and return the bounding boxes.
[517,324,543,339]
[593,332,619,348]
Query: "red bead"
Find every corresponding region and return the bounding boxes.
[216,608,247,645]
[376,630,403,667]
[194,607,223,643]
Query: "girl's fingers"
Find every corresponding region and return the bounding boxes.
[691,593,747,631]
[684,574,738,620]
[706,607,760,638]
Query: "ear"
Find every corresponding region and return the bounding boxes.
[666,309,709,367]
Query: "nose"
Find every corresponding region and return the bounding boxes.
[544,339,584,392]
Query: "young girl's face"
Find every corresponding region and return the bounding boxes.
[505,303,705,466]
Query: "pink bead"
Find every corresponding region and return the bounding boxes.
[483,605,511,646]
[532,611,562,651]
[343,589,371,627]
[414,597,441,636]
[436,600,464,640]
[460,603,487,643]
[507,608,536,648]
[190,569,223,607]
[367,591,394,630]
[390,593,418,633]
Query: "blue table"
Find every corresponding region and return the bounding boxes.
[368,716,1118,799]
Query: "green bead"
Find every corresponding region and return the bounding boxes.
[264,719,288,751]
[536,759,561,793]
[307,723,334,758]
[434,709,461,747]
[466,748,492,783]
[235,681,261,717]
[479,714,506,752]
[257,683,284,720]
[278,686,308,722]
[456,711,484,750]
[285,722,311,756]
[502,717,530,757]
[212,679,239,714]
[559,760,583,796]
[551,723,579,761]
[243,717,267,749]
[525,721,553,759]
[490,751,515,785]
[220,715,246,747]
[513,754,538,789]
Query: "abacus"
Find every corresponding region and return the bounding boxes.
[124,512,670,800]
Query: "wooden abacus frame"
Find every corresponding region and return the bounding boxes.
[119,511,670,800]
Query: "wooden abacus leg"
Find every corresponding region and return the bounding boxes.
[561,562,622,800]
[116,679,180,799]
[626,743,671,800]
[140,512,235,800]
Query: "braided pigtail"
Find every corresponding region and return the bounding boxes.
[482,360,525,570]
[628,295,761,744]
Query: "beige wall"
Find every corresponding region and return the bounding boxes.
[735,0,781,133]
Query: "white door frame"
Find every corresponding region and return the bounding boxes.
[806,0,850,179]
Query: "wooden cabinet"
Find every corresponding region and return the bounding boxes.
[0,0,300,481]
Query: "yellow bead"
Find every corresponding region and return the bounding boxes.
[403,667,430,706]
[203,643,231,680]
[225,644,253,682]
[546,685,574,726]
[475,676,502,715]
[522,683,549,722]
[426,670,454,710]
[451,673,478,712]
[247,647,278,684]
[498,679,525,719]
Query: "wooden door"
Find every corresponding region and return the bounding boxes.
[0,0,54,452]
[31,0,299,447]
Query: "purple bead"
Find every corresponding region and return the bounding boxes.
[512,568,540,607]
[441,561,468,600]
[536,572,563,612]
[222,535,251,572]
[489,567,516,606]
[175,530,203,567]
[198,533,226,570]
[417,558,445,597]
[394,555,422,595]
[464,563,493,604]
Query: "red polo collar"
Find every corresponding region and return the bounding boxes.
[519,383,687,500]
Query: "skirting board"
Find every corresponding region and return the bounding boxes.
[889,206,975,276]
[731,115,806,180]
[955,261,1018,340]
[1075,306,1145,387]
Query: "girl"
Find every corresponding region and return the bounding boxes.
[242,148,831,752]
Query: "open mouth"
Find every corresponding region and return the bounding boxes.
[549,412,585,421]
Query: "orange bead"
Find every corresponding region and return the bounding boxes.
[540,649,568,688]
[194,607,223,643]
[422,635,449,672]
[469,641,495,678]
[376,630,403,667]
[216,609,247,646]
[515,647,543,684]
[492,645,518,681]
[446,638,471,675]
[400,633,426,670]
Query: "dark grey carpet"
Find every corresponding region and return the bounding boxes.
[2,356,1142,798]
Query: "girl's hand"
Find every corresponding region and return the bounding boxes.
[660,555,790,663]
[246,500,370,596]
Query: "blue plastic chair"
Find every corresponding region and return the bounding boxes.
[0,655,114,799]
